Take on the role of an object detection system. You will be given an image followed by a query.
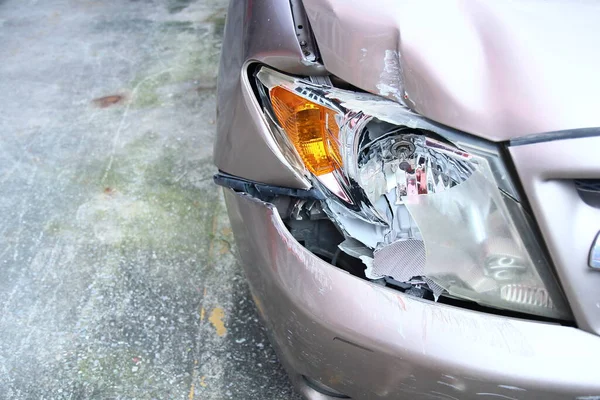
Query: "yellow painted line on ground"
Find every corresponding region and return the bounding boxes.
[200,287,207,322]
[209,306,227,337]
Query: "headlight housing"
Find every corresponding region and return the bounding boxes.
[255,66,571,321]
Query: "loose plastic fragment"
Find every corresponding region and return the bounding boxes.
[338,238,378,278]
[373,239,425,283]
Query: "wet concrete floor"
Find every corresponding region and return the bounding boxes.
[0,0,302,398]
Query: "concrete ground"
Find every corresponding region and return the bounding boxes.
[0,0,302,398]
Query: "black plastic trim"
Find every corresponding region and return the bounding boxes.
[510,127,600,146]
[214,172,326,200]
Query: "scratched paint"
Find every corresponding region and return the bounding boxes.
[498,385,526,392]
[376,49,404,103]
[476,393,518,400]
[437,380,465,392]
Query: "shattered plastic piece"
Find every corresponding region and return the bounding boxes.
[338,238,379,278]
[372,239,426,283]
[424,278,444,300]
[404,171,570,319]
[371,238,445,299]
[325,200,384,249]
[359,256,378,279]
[338,238,373,259]
[404,286,427,299]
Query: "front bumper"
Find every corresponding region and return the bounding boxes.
[224,188,600,400]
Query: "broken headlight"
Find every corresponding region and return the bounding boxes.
[254,66,570,320]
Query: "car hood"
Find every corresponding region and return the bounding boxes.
[303,0,600,141]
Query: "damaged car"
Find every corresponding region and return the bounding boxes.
[214,0,600,399]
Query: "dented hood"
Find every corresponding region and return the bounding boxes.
[303,0,600,141]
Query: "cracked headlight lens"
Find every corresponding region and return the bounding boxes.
[255,66,571,320]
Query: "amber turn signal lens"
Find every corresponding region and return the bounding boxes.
[269,86,341,176]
